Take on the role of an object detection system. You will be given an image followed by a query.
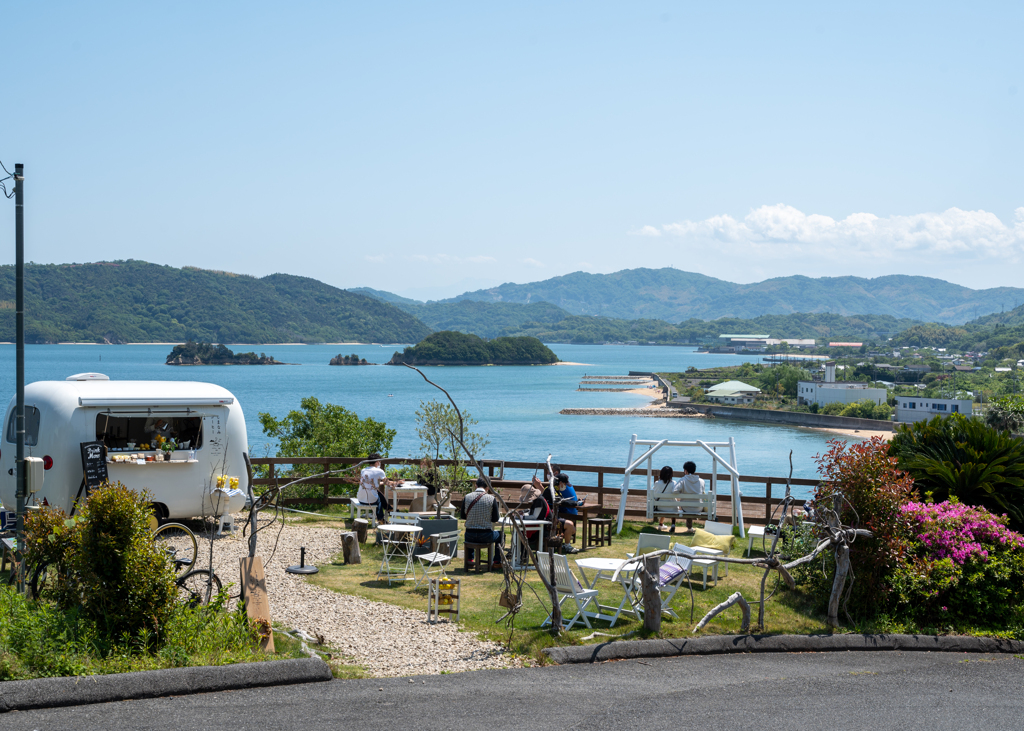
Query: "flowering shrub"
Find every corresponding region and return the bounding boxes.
[802,437,918,616]
[888,499,1024,626]
[903,500,1024,564]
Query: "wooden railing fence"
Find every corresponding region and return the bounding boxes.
[249,457,820,526]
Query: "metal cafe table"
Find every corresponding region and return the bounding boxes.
[500,515,549,570]
[376,523,423,585]
[573,556,640,627]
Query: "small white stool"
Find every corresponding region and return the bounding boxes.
[746,524,768,556]
[217,514,235,536]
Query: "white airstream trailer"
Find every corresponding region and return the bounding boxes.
[0,373,248,520]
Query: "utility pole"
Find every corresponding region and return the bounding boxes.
[13,164,25,593]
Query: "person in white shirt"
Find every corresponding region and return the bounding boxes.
[357,453,390,521]
[677,460,705,531]
[654,465,681,533]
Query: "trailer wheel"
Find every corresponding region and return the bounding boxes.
[148,502,169,531]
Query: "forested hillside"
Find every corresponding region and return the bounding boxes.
[0,262,431,344]
[446,268,1024,324]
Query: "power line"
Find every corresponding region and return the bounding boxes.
[0,158,14,199]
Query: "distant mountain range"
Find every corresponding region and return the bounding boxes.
[9,261,1019,346]
[428,269,1024,325]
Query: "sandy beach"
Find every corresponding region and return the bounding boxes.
[553,361,592,366]
[795,426,893,441]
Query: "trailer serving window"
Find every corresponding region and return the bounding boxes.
[5,407,41,446]
[95,415,204,450]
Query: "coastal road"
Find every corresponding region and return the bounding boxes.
[3,651,1023,730]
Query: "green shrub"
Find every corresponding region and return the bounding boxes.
[803,437,918,617]
[889,414,1024,531]
[73,483,178,644]
[820,402,844,415]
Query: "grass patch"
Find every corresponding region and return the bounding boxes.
[0,588,308,681]
[304,517,835,664]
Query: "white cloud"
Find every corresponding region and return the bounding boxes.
[653,204,1024,260]
[630,225,662,237]
[522,257,544,268]
[363,254,386,263]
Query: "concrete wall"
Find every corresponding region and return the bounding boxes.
[673,402,894,431]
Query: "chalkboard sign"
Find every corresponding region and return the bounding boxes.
[80,441,109,489]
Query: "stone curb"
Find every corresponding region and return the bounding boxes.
[543,633,1024,665]
[0,657,333,712]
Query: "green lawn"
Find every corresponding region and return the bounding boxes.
[299,516,832,664]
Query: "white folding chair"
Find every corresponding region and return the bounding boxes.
[415,530,459,588]
[387,512,421,525]
[350,498,379,527]
[536,552,601,630]
[672,543,719,589]
[619,553,694,620]
[626,532,671,560]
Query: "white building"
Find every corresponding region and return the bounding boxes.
[797,361,888,409]
[895,397,973,424]
[704,380,761,405]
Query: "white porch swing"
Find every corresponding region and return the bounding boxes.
[614,434,746,538]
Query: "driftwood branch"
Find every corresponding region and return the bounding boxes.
[694,592,750,633]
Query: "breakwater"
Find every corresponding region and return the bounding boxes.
[560,407,708,418]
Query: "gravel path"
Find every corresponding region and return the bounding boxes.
[199,519,517,677]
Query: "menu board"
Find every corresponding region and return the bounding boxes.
[80,441,109,489]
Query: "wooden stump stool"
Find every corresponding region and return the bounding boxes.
[463,541,494,573]
[587,518,612,548]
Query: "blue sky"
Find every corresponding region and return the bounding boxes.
[1,2,1022,299]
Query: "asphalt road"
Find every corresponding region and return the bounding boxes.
[3,651,1023,731]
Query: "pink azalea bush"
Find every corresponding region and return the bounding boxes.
[901,501,1024,565]
[888,499,1024,627]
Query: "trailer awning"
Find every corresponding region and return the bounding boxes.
[78,397,234,407]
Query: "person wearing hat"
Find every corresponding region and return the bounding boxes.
[516,481,552,562]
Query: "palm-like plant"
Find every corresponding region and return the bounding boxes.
[890,414,1024,530]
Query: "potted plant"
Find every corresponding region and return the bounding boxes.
[160,438,177,461]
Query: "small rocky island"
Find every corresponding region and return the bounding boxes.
[388,331,559,366]
[166,341,286,365]
[330,353,374,365]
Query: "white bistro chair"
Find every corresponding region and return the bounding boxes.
[349,498,378,527]
[536,552,601,631]
[415,530,459,588]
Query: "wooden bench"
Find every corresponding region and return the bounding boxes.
[649,493,716,522]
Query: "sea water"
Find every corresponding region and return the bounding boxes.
[0,343,855,499]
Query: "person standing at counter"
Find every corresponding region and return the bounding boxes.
[358,453,391,521]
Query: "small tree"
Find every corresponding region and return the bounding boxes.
[415,400,488,513]
[258,397,396,502]
[807,437,918,617]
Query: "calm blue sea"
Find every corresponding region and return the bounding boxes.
[0,343,849,499]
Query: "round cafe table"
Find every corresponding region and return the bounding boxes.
[574,556,640,627]
[376,524,422,585]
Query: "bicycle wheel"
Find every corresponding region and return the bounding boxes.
[30,562,60,600]
[152,522,198,575]
[176,569,221,607]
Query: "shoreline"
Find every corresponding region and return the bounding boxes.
[795,425,893,441]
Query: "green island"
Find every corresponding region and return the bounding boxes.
[166,341,285,365]
[329,353,374,365]
[387,331,559,365]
